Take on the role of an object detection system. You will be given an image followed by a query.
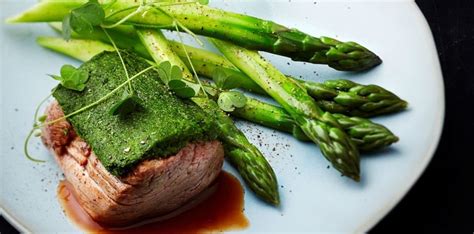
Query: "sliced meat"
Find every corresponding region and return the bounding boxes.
[42,102,224,226]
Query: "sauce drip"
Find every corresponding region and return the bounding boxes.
[57,171,249,233]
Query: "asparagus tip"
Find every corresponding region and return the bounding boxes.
[361,53,383,72]
[350,173,361,182]
[401,100,409,109]
[391,135,400,144]
[269,196,280,206]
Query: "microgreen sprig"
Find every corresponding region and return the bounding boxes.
[62,0,105,40]
[172,22,207,97]
[103,28,132,92]
[24,128,45,163]
[211,68,248,112]
[212,68,242,90]
[155,61,201,98]
[24,92,53,163]
[138,1,207,97]
[217,91,247,112]
[103,28,142,116]
[101,3,149,29]
[49,65,89,91]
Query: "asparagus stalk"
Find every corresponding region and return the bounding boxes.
[7,0,381,71]
[135,29,279,205]
[48,22,153,60]
[233,98,398,152]
[192,97,280,204]
[168,41,407,118]
[47,23,408,118]
[37,36,399,152]
[36,36,114,61]
[213,39,361,181]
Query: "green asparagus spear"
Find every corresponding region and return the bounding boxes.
[233,98,399,152]
[168,41,407,117]
[7,0,381,71]
[47,23,408,117]
[36,36,115,61]
[135,29,279,205]
[37,36,399,152]
[299,80,408,117]
[213,39,361,181]
[192,97,280,204]
[331,113,398,152]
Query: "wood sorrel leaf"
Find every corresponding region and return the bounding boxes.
[217,91,247,112]
[212,68,241,90]
[156,61,178,84]
[49,64,89,91]
[63,0,105,38]
[156,61,199,98]
[168,79,200,98]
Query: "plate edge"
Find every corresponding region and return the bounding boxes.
[0,205,31,233]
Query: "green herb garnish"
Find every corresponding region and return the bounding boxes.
[212,68,241,90]
[210,68,247,112]
[156,61,201,98]
[155,61,181,84]
[49,64,89,91]
[62,0,105,40]
[217,91,247,112]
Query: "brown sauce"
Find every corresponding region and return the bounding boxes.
[57,171,249,233]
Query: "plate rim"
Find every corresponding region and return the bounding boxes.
[0,205,31,233]
[0,1,445,233]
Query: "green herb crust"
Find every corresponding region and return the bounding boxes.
[53,51,218,176]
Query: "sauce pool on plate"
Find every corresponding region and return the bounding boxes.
[57,171,249,233]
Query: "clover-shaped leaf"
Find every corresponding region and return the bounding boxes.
[168,79,200,98]
[62,0,105,40]
[217,91,247,112]
[156,61,183,84]
[212,68,241,90]
[50,64,89,91]
[156,61,200,98]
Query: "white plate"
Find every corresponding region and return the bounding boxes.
[0,0,444,232]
